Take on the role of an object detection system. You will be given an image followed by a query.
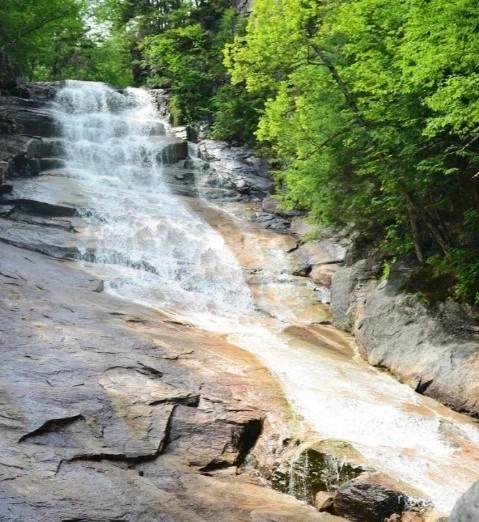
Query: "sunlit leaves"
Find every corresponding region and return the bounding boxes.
[225,0,479,299]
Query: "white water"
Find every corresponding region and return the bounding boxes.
[53,81,252,324]
[53,80,479,513]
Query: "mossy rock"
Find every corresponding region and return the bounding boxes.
[271,439,372,505]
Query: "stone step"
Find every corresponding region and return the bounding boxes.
[37,138,67,157]
[9,211,82,232]
[0,218,89,259]
[40,157,66,171]
[7,198,79,217]
[10,106,57,137]
[1,174,89,216]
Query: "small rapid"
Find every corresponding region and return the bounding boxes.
[53,80,479,514]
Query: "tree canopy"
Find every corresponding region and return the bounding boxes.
[225,0,479,301]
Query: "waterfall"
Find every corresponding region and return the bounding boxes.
[52,80,253,324]
[51,80,479,514]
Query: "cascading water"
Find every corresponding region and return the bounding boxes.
[52,80,253,324]
[53,80,479,514]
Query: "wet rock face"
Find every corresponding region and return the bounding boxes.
[0,84,58,186]
[328,472,436,522]
[194,139,273,201]
[0,236,334,520]
[0,84,344,521]
[269,444,433,521]
[157,139,188,164]
[271,442,369,505]
[333,473,407,522]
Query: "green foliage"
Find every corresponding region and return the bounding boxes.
[381,259,395,282]
[139,4,257,133]
[209,83,262,145]
[225,0,479,301]
[0,0,84,78]
[0,0,132,86]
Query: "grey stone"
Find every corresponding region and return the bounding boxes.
[330,256,479,416]
[0,105,57,137]
[157,139,188,164]
[448,480,479,521]
[330,257,380,330]
[293,240,347,277]
[332,472,423,522]
[195,139,272,200]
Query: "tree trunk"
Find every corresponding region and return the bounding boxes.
[405,198,425,263]
[310,44,367,129]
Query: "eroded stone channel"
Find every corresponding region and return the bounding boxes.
[0,80,478,521]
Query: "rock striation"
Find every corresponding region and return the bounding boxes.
[0,82,466,521]
[330,257,479,417]
[0,82,58,188]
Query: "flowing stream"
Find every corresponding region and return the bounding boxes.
[52,80,479,514]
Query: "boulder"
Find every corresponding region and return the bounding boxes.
[157,139,188,164]
[449,480,479,521]
[333,472,421,522]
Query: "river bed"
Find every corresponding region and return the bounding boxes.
[52,80,479,514]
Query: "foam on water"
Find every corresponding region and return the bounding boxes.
[228,325,479,512]
[53,81,253,320]
[53,80,479,513]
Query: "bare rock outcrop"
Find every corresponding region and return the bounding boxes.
[0,83,345,521]
[330,259,479,417]
[193,139,273,201]
[0,234,338,521]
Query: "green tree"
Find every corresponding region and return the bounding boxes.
[225,0,479,300]
[0,0,84,78]
[0,0,132,86]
